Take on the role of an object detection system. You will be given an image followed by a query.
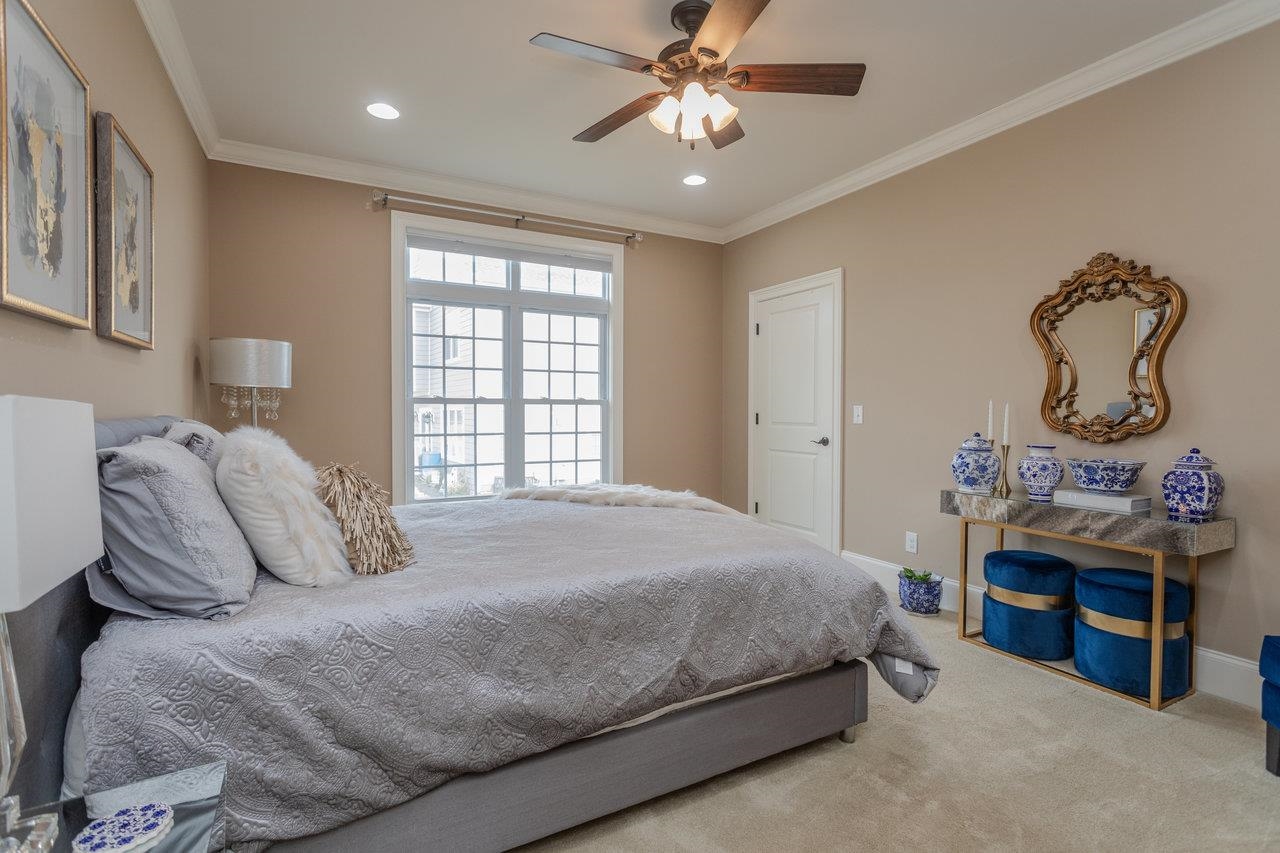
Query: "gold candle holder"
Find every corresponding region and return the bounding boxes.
[993,444,1012,498]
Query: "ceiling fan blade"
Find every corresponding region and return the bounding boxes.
[691,0,771,61]
[728,63,866,96]
[573,92,668,142]
[531,33,659,75]
[703,115,745,150]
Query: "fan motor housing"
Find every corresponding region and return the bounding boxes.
[669,0,711,36]
[657,38,694,65]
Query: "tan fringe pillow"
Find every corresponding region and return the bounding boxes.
[315,463,414,575]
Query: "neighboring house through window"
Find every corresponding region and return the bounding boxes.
[391,213,623,503]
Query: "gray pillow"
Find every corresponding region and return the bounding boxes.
[161,419,224,473]
[92,436,256,619]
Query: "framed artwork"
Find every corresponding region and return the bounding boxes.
[1133,306,1163,379]
[94,113,153,349]
[0,0,92,328]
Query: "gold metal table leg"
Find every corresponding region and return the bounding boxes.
[1188,555,1199,688]
[958,520,969,639]
[1149,552,1166,710]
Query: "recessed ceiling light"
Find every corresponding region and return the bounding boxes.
[366,102,400,120]
[683,174,707,186]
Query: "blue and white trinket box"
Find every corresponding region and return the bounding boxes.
[73,802,173,853]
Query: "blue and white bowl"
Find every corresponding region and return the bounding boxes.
[1067,458,1146,495]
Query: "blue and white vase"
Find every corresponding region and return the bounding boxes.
[951,433,1001,495]
[1017,444,1064,503]
[899,573,943,616]
[1161,448,1225,523]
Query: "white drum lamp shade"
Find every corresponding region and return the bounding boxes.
[209,338,292,389]
[209,338,292,426]
[0,396,103,611]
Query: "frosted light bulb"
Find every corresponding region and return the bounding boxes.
[678,82,711,140]
[706,92,739,132]
[648,95,680,134]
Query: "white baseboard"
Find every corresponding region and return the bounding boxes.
[841,550,1261,711]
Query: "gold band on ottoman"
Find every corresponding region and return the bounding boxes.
[986,583,1071,611]
[1077,605,1186,640]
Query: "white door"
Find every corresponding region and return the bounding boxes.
[749,270,842,552]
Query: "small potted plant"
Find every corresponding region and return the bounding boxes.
[898,567,943,616]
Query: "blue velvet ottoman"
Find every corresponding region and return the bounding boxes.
[1261,636,1280,776]
[1075,568,1190,700]
[982,550,1076,661]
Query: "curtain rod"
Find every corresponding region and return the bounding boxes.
[370,191,644,244]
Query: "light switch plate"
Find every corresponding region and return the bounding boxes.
[905,531,918,554]
[851,404,863,424]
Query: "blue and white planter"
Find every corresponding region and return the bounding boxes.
[1162,448,1225,524]
[899,573,943,616]
[1017,444,1064,503]
[951,433,1001,495]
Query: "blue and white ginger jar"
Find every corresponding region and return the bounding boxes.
[951,433,1001,495]
[1161,448,1224,523]
[1017,444,1064,503]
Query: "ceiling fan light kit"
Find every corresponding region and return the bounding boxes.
[532,0,866,152]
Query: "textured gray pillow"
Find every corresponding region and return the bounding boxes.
[92,436,256,619]
[161,419,224,473]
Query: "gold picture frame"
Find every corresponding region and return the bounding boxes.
[0,0,93,328]
[94,112,154,349]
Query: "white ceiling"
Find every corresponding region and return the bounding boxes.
[152,0,1265,239]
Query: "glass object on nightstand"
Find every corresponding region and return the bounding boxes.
[20,762,225,853]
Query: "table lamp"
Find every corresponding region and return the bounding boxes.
[209,338,292,427]
[0,396,103,849]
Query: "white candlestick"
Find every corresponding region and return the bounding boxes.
[987,400,993,441]
[1002,402,1010,446]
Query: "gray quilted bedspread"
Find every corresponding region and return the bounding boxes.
[79,500,939,848]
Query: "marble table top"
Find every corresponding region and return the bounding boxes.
[940,490,1235,556]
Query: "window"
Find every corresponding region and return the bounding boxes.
[393,216,621,503]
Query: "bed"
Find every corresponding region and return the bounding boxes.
[9,417,939,851]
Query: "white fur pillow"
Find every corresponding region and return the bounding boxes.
[216,427,352,587]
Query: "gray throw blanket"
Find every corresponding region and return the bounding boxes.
[80,500,939,848]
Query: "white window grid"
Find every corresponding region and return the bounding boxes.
[404,242,612,502]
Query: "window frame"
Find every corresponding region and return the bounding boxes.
[390,212,624,504]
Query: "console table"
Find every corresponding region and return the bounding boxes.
[940,490,1236,710]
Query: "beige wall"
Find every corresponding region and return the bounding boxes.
[0,0,209,419]
[722,23,1280,660]
[208,163,724,498]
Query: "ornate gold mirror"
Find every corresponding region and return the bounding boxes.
[1031,252,1186,443]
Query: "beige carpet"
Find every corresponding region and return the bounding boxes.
[524,614,1276,852]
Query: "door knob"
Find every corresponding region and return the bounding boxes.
[811,437,830,446]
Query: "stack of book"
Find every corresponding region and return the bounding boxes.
[1052,489,1152,514]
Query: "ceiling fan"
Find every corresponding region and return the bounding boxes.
[531,0,866,150]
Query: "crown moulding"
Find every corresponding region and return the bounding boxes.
[136,0,1280,245]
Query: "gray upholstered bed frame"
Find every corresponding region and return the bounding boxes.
[8,416,869,852]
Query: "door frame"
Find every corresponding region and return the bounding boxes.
[747,268,844,553]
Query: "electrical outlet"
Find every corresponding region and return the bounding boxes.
[905,531,918,554]
[851,404,863,424]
